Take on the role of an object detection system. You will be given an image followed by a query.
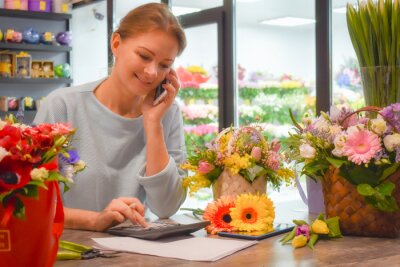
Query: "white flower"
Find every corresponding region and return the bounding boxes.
[30,168,49,181]
[299,143,316,159]
[0,147,9,162]
[62,164,75,182]
[370,117,387,136]
[329,125,343,139]
[383,134,400,152]
[347,124,364,135]
[73,160,86,172]
[313,117,330,132]
[329,105,341,122]
[332,134,347,157]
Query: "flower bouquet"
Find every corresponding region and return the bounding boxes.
[287,103,400,237]
[181,125,294,199]
[0,115,85,267]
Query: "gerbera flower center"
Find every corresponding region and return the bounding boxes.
[355,143,369,154]
[222,214,232,223]
[241,208,257,224]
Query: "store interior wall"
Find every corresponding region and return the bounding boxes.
[70,2,355,89]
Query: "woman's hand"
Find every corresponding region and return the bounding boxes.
[92,197,148,232]
[141,68,180,127]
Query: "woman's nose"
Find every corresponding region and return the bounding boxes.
[143,63,158,78]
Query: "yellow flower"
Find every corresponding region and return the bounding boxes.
[276,168,295,186]
[311,219,329,234]
[180,163,198,172]
[230,193,275,232]
[292,235,308,248]
[218,132,232,154]
[182,173,211,195]
[223,153,252,175]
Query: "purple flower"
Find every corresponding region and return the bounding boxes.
[295,224,310,239]
[60,150,80,164]
[395,146,400,163]
[381,103,400,133]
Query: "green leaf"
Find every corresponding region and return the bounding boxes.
[279,226,297,244]
[339,165,380,186]
[357,184,375,196]
[13,197,26,220]
[207,167,222,183]
[243,165,265,182]
[379,163,400,181]
[317,213,325,221]
[325,217,342,238]
[377,182,395,196]
[307,233,319,250]
[293,220,308,226]
[18,185,38,198]
[326,157,347,169]
[28,180,48,190]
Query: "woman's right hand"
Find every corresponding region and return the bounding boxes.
[93,197,148,232]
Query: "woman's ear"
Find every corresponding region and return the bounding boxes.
[110,33,121,58]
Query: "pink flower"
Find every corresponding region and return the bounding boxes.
[271,139,281,152]
[251,146,262,161]
[198,160,215,174]
[295,224,310,239]
[343,130,381,165]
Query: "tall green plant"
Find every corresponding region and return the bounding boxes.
[347,0,400,106]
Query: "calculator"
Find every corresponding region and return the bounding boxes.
[106,218,210,240]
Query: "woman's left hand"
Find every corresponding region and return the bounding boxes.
[141,68,180,125]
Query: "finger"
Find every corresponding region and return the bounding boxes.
[131,210,148,227]
[115,203,147,227]
[118,197,145,216]
[166,74,180,91]
[129,202,145,217]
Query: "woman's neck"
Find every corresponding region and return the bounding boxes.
[94,76,143,118]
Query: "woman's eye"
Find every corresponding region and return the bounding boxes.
[139,54,150,61]
[160,64,170,69]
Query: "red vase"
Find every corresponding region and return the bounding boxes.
[0,181,64,267]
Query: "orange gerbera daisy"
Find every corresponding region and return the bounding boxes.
[202,195,236,234]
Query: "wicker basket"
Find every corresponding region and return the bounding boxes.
[212,126,268,200]
[212,170,266,199]
[322,166,400,238]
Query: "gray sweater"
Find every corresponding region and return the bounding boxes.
[34,79,187,218]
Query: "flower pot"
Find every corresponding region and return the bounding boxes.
[0,181,64,267]
[360,65,400,107]
[212,169,266,200]
[322,166,400,238]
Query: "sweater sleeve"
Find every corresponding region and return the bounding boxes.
[137,105,187,218]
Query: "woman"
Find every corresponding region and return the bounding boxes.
[34,3,187,231]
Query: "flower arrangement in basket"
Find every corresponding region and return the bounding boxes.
[181,125,294,198]
[287,103,400,237]
[0,115,85,267]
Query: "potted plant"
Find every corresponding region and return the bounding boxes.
[0,115,85,267]
[287,104,400,237]
[180,125,294,198]
[347,0,399,107]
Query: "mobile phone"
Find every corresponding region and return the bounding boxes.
[217,223,295,240]
[153,78,168,106]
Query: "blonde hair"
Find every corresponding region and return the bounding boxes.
[115,3,186,55]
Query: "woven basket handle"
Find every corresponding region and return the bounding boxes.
[340,106,398,133]
[227,126,267,155]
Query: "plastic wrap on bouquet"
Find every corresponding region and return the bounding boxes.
[322,166,400,238]
[212,170,266,199]
[0,181,64,267]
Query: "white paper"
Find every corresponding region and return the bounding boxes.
[93,236,258,261]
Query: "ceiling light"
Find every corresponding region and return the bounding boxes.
[260,17,315,27]
[333,7,347,14]
[172,6,201,16]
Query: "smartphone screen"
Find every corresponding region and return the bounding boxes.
[153,78,168,106]
[217,223,295,240]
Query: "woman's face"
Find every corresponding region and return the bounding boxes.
[112,30,179,97]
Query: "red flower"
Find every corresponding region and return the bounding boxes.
[0,125,22,150]
[0,157,32,193]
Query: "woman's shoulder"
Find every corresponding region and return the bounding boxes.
[45,79,103,102]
